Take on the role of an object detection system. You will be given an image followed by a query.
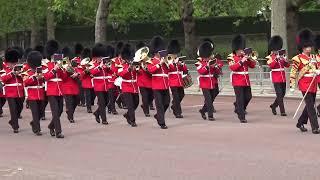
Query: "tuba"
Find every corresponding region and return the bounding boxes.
[134,46,151,70]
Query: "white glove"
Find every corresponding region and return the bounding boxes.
[315,70,320,75]
[290,88,295,93]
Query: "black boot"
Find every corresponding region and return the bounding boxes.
[93,112,100,123]
[87,107,92,113]
[199,109,206,120]
[270,105,277,115]
[296,124,308,132]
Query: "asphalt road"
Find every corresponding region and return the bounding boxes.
[0,95,319,180]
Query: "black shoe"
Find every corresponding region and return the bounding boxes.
[270,105,277,115]
[30,122,36,133]
[160,125,168,129]
[131,122,137,127]
[68,119,75,123]
[280,113,287,116]
[208,116,215,121]
[87,108,92,113]
[35,131,42,136]
[296,124,308,132]
[317,111,320,117]
[145,113,150,117]
[102,121,109,125]
[150,105,155,110]
[49,128,55,136]
[56,133,64,138]
[312,129,320,134]
[240,119,247,123]
[13,129,19,133]
[0,113,3,117]
[93,112,100,123]
[112,110,118,115]
[199,109,207,120]
[175,115,184,118]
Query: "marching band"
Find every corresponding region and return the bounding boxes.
[2,28,320,138]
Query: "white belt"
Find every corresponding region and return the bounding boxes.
[152,74,168,77]
[48,78,62,82]
[271,68,285,72]
[93,76,109,80]
[232,71,249,75]
[5,83,23,87]
[168,71,183,75]
[27,85,44,89]
[304,74,315,77]
[122,79,137,83]
[198,74,214,78]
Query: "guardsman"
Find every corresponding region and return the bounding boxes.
[43,40,66,138]
[136,43,154,117]
[62,47,80,123]
[74,43,86,107]
[290,29,320,134]
[106,45,118,115]
[315,35,320,116]
[196,41,223,121]
[1,48,24,133]
[147,36,170,129]
[113,42,126,109]
[167,40,188,118]
[228,35,256,123]
[79,48,95,113]
[118,44,139,127]
[267,36,289,116]
[24,51,45,136]
[90,43,110,125]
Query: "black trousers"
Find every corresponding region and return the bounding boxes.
[7,97,24,130]
[170,86,185,116]
[271,82,286,113]
[29,100,44,133]
[84,88,95,109]
[0,97,6,115]
[40,95,48,118]
[65,95,80,120]
[108,88,116,111]
[95,91,109,122]
[123,93,139,123]
[297,92,319,130]
[153,90,170,126]
[140,87,154,115]
[48,96,63,134]
[116,88,126,107]
[78,80,85,105]
[233,86,252,120]
[201,87,219,118]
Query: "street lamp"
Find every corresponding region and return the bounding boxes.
[112,21,119,42]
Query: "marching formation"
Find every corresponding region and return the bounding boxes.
[1,28,320,138]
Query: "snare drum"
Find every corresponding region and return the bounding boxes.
[182,73,193,89]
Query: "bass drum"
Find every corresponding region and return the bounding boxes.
[182,73,193,89]
[114,77,123,89]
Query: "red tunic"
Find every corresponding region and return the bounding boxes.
[118,63,139,93]
[90,62,110,92]
[168,62,188,87]
[195,58,222,89]
[24,70,45,100]
[1,65,24,98]
[267,53,290,83]
[228,53,256,87]
[43,62,66,96]
[147,57,169,90]
[137,64,152,88]
[62,69,80,95]
[79,66,93,89]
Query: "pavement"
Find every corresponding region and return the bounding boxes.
[0,95,320,180]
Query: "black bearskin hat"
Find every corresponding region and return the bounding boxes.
[199,41,214,58]
[27,51,43,69]
[121,44,133,61]
[106,45,115,58]
[150,36,165,55]
[5,48,20,63]
[232,34,246,52]
[296,28,314,52]
[202,38,214,44]
[81,48,91,59]
[136,41,146,50]
[23,48,33,60]
[268,35,283,51]
[314,34,320,53]
[62,46,72,58]
[45,40,60,58]
[34,45,45,56]
[92,43,107,58]
[12,46,24,59]
[167,40,181,54]
[74,43,84,55]
[115,42,124,56]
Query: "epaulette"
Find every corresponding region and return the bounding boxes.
[227,53,234,61]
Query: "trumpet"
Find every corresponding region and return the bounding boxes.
[130,61,141,71]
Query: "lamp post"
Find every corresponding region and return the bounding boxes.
[112,21,119,42]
